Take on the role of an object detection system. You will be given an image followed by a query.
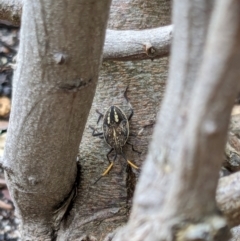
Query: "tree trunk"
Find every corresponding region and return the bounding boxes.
[113,0,239,240]
[1,0,240,240]
[3,0,111,240]
[58,0,171,240]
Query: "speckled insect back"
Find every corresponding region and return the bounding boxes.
[89,86,140,184]
[103,106,129,154]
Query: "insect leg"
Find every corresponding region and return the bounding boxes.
[102,162,114,176]
[107,148,114,163]
[96,110,103,124]
[127,160,139,170]
[121,152,139,170]
[89,125,103,139]
[101,150,117,176]
[124,85,130,102]
[123,85,134,121]
[93,162,114,185]
[93,149,116,184]
[128,108,134,121]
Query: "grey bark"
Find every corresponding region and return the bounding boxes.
[113,0,239,240]
[1,0,240,240]
[103,26,173,61]
[125,0,214,231]
[3,0,111,240]
[0,0,173,62]
[56,0,171,240]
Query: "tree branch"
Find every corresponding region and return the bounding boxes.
[0,0,172,61]
[3,0,111,239]
[162,0,240,226]
[103,26,172,61]
[113,0,240,239]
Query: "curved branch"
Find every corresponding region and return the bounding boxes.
[103,25,173,61]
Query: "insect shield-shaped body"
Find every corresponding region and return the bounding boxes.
[103,106,129,155]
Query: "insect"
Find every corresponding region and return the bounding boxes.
[90,87,140,183]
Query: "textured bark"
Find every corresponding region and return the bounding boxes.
[0,0,172,62]
[2,0,240,240]
[56,0,171,240]
[217,115,240,228]
[124,0,214,233]
[217,173,240,228]
[113,0,239,240]
[3,0,111,240]
[103,26,172,61]
[162,0,240,234]
[230,226,240,241]
[222,114,240,174]
[0,0,22,25]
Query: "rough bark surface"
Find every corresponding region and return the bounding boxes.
[217,173,240,228]
[57,0,171,240]
[230,226,240,241]
[127,0,214,230]
[3,0,111,240]
[0,0,173,61]
[216,114,240,228]
[0,0,22,26]
[113,0,238,240]
[1,0,240,240]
